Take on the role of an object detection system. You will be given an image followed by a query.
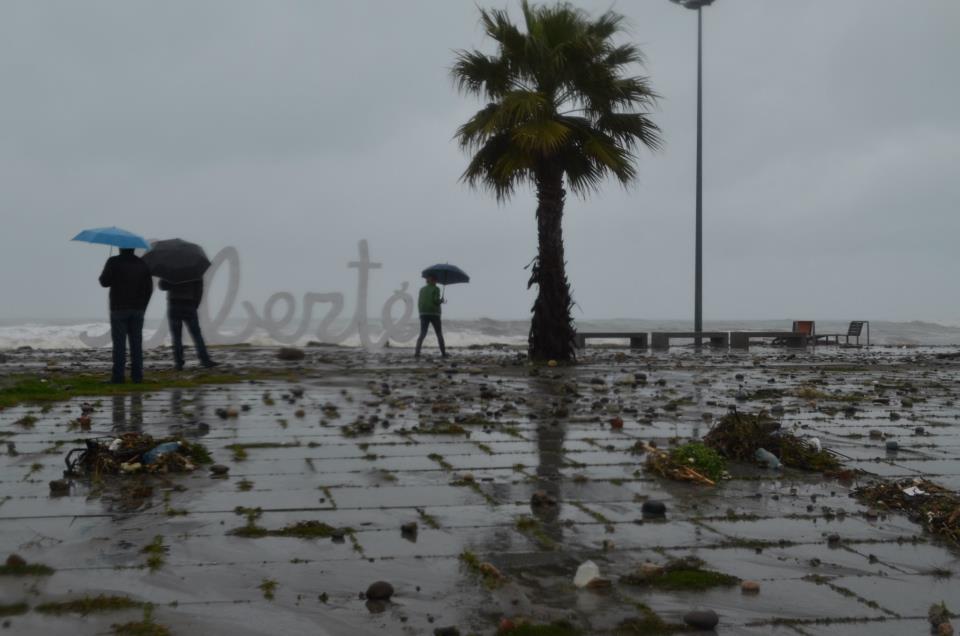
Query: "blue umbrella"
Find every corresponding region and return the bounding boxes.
[72,226,150,250]
[421,263,470,285]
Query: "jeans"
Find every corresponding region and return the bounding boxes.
[110,310,145,383]
[169,305,211,368]
[415,315,445,355]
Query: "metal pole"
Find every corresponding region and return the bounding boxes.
[694,6,704,346]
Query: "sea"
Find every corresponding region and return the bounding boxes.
[2,318,960,349]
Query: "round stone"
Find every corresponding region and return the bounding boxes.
[641,500,667,517]
[683,609,719,630]
[741,580,760,594]
[886,440,900,451]
[365,581,394,601]
[209,464,230,476]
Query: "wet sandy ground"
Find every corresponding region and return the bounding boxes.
[1,343,960,635]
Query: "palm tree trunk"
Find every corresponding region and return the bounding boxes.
[529,165,575,361]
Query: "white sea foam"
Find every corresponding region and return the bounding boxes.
[1,318,959,350]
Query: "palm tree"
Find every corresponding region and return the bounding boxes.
[453,1,661,361]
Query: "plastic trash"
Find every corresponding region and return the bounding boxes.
[108,438,123,452]
[902,486,925,497]
[142,441,181,465]
[754,448,781,470]
[808,437,822,452]
[574,560,600,588]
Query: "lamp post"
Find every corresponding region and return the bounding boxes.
[670,0,714,346]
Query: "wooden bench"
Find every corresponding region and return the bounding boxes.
[650,331,729,349]
[574,332,648,349]
[730,331,805,349]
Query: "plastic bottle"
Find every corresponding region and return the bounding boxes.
[142,442,181,464]
[754,448,782,470]
[574,560,600,588]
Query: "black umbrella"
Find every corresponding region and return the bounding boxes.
[142,239,211,283]
[421,263,470,285]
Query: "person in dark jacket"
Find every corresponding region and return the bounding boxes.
[159,278,217,370]
[99,248,153,383]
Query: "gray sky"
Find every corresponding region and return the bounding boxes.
[1,0,957,324]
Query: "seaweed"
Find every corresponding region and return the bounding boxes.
[620,556,739,591]
[854,479,960,547]
[704,411,840,472]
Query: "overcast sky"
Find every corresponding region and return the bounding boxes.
[1,0,957,324]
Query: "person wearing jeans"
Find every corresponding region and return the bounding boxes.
[159,279,217,370]
[415,275,446,358]
[99,248,153,383]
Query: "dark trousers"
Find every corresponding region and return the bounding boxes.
[110,310,145,383]
[415,315,445,355]
[169,305,211,368]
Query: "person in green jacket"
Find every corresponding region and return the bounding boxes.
[415,275,446,358]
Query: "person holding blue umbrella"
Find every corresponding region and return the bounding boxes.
[75,226,154,383]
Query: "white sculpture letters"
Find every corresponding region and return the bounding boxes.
[80,240,417,350]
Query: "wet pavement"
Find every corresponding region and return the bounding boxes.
[1,344,959,635]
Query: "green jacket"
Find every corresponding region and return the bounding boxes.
[418,283,442,316]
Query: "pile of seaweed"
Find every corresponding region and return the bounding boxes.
[64,433,211,477]
[704,410,841,471]
[643,442,724,486]
[854,478,960,547]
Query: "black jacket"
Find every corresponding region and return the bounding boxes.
[99,253,153,311]
[159,279,203,309]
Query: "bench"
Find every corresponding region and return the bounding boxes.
[730,331,806,349]
[650,331,729,349]
[574,332,648,349]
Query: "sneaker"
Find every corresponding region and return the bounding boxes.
[201,360,219,369]
[174,364,184,371]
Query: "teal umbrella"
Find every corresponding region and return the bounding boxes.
[72,226,150,250]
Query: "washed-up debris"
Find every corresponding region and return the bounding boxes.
[573,560,600,588]
[855,478,960,546]
[64,433,211,476]
[644,441,721,485]
[704,411,841,471]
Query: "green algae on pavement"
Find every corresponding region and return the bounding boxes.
[0,559,54,577]
[0,602,28,617]
[0,369,289,409]
[111,605,171,636]
[35,595,143,615]
[497,620,581,636]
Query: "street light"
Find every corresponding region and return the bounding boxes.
[670,0,715,346]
